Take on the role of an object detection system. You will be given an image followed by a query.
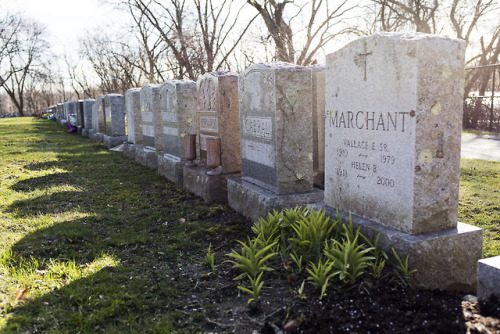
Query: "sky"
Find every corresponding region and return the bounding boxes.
[2,0,122,56]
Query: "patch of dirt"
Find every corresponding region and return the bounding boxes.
[173,210,500,334]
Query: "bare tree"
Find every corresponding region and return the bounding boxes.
[80,30,144,95]
[0,13,49,116]
[367,0,439,33]
[245,0,357,65]
[116,0,257,80]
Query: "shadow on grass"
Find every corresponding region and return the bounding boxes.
[2,120,244,332]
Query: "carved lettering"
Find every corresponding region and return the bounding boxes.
[327,110,410,132]
[244,116,272,140]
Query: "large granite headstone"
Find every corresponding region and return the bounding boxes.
[157,80,197,184]
[183,72,241,202]
[228,62,323,219]
[136,84,162,170]
[322,32,482,291]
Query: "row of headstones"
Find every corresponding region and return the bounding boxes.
[46,32,498,299]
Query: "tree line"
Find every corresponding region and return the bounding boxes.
[1,0,499,118]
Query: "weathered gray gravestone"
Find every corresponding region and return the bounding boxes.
[157,80,197,184]
[81,99,95,138]
[228,62,323,219]
[76,100,84,134]
[311,65,326,188]
[183,71,241,202]
[56,103,64,123]
[102,94,127,149]
[321,32,482,291]
[123,88,142,159]
[135,84,162,170]
[90,95,105,143]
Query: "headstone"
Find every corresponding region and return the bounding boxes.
[64,101,77,132]
[182,72,242,202]
[141,84,162,151]
[135,84,162,170]
[157,80,197,184]
[102,94,127,148]
[322,32,482,291]
[477,256,500,302]
[123,88,142,159]
[228,62,323,219]
[196,71,241,173]
[81,99,95,138]
[76,100,84,134]
[126,88,142,144]
[56,103,64,123]
[91,95,105,143]
[311,65,326,188]
[240,62,313,194]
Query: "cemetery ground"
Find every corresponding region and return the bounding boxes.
[0,118,499,333]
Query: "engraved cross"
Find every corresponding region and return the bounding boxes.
[357,43,372,81]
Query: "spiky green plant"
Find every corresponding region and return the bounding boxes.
[306,258,336,300]
[237,272,265,305]
[290,209,336,262]
[226,237,277,280]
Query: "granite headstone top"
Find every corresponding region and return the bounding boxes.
[197,71,241,174]
[140,84,162,151]
[160,80,197,160]
[238,62,313,194]
[324,32,465,235]
[126,88,142,144]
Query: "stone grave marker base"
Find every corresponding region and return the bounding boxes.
[158,154,185,185]
[103,135,127,149]
[477,256,500,302]
[91,133,104,144]
[122,143,140,160]
[135,146,160,170]
[228,178,324,223]
[183,166,239,203]
[81,129,90,138]
[315,205,482,293]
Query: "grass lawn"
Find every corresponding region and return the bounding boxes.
[0,117,498,332]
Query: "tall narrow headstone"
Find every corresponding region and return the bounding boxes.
[322,32,481,291]
[135,84,162,170]
[102,94,127,148]
[196,71,241,173]
[123,88,142,159]
[182,72,241,202]
[228,62,323,219]
[76,100,84,134]
[126,88,142,144]
[81,99,95,138]
[311,65,326,188]
[157,80,197,184]
[56,103,64,123]
[91,95,105,143]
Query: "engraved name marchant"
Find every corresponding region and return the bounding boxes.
[199,115,218,133]
[244,116,272,140]
[327,110,410,132]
